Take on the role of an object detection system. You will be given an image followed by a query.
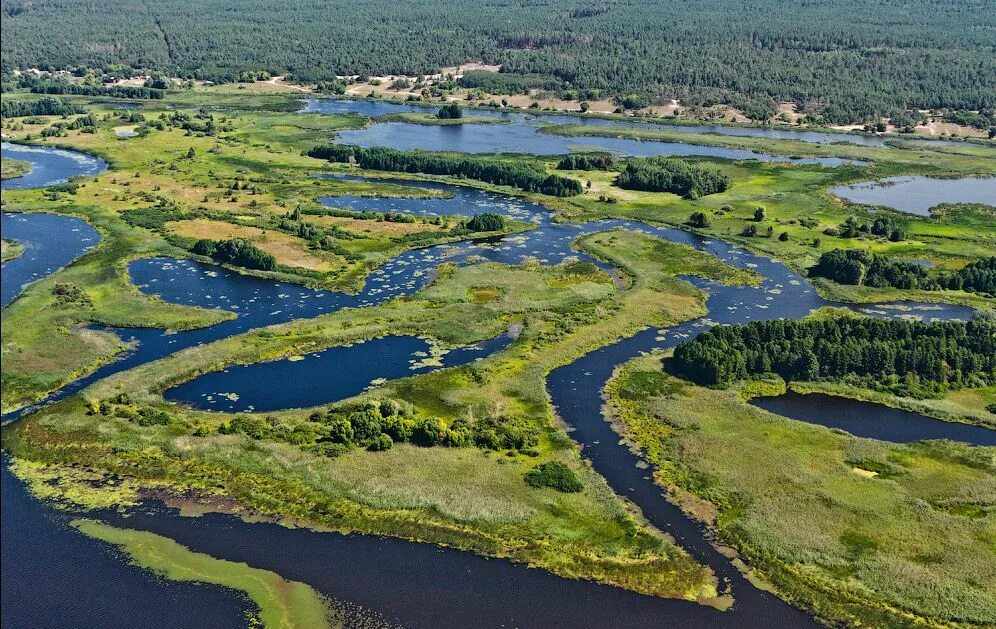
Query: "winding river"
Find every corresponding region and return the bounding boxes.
[1,141,988,628]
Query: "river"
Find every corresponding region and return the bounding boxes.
[299,98,967,149]
[0,141,986,628]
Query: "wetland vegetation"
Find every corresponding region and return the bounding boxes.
[1,80,993,628]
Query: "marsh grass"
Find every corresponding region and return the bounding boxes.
[72,519,336,629]
[606,353,996,626]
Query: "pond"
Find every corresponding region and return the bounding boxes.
[298,99,863,166]
[301,98,961,148]
[750,391,996,446]
[830,176,996,216]
[334,120,861,166]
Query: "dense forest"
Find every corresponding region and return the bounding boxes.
[811,250,996,295]
[556,154,616,171]
[2,0,994,123]
[614,158,730,198]
[307,145,582,196]
[671,317,996,397]
[0,95,85,118]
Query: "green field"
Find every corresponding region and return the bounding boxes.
[1,157,31,180]
[1,237,25,261]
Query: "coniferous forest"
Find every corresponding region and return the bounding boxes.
[307,145,583,196]
[2,0,994,123]
[671,318,996,397]
[810,251,996,295]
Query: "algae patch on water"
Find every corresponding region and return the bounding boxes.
[72,519,338,629]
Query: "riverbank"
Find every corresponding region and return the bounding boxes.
[1,157,31,180]
[605,352,996,627]
[1,237,24,261]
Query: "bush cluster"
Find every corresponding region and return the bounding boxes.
[192,238,277,271]
[524,462,583,492]
[614,158,730,198]
[214,398,541,457]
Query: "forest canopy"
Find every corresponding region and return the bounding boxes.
[307,145,582,196]
[810,250,996,295]
[670,317,996,398]
[2,0,994,123]
[614,158,731,198]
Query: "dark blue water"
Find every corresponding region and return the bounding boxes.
[91,496,758,629]
[831,176,996,216]
[1,212,100,307]
[751,392,996,446]
[1,142,107,189]
[166,332,516,412]
[0,459,252,629]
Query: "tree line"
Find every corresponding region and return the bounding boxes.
[556,154,616,171]
[671,317,996,398]
[614,158,731,198]
[13,76,165,99]
[2,0,992,124]
[811,250,996,295]
[1,95,85,118]
[307,144,582,196]
[212,397,541,458]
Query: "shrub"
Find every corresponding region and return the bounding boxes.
[688,211,711,228]
[524,462,584,493]
[466,212,506,232]
[437,102,463,119]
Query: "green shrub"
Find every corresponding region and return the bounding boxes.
[524,462,584,492]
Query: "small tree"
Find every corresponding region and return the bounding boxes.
[437,102,463,119]
[753,206,766,222]
[688,211,711,228]
[524,462,583,493]
[466,212,506,232]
